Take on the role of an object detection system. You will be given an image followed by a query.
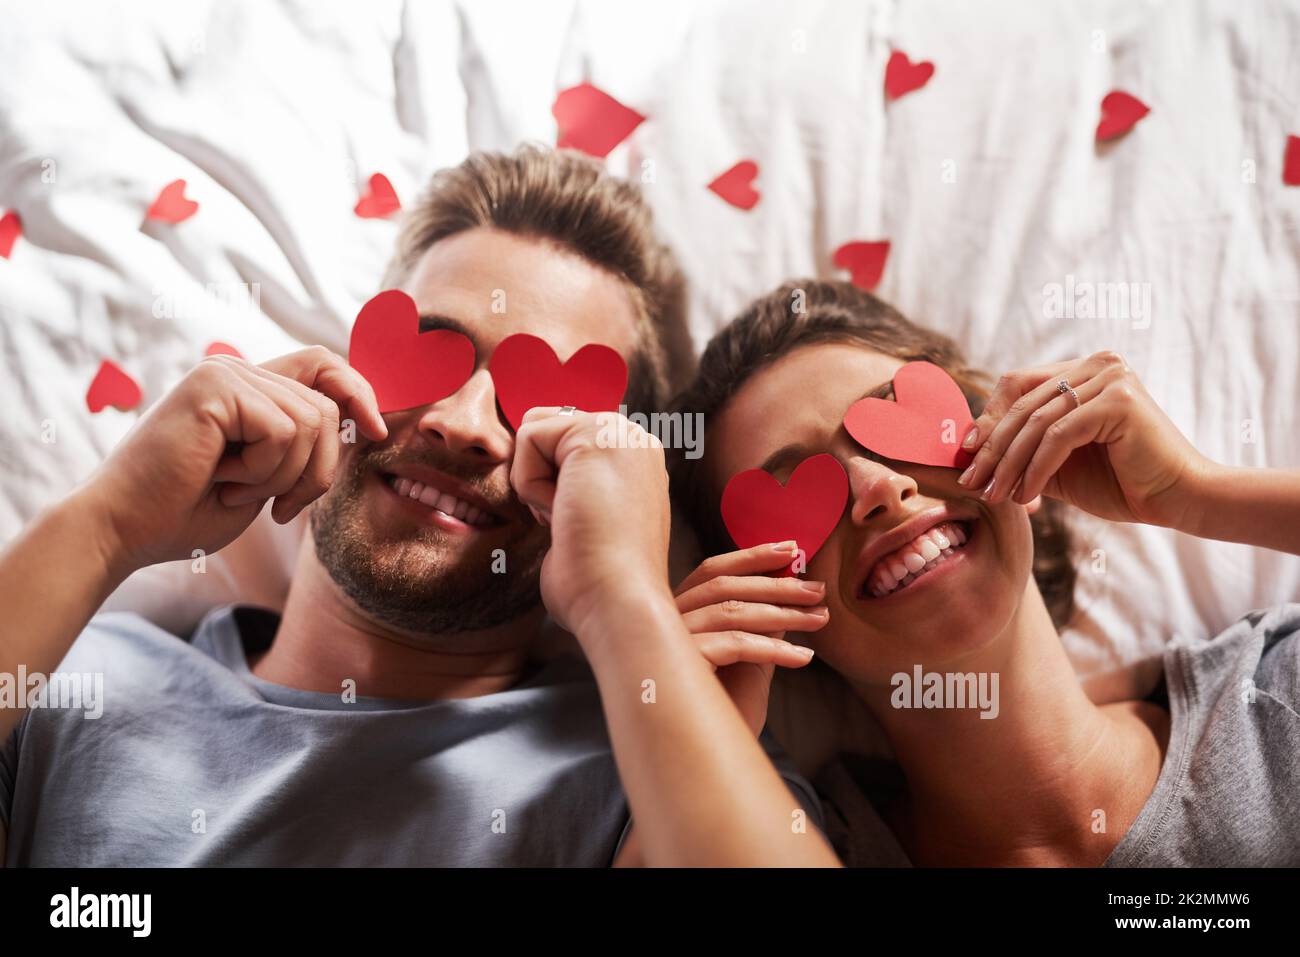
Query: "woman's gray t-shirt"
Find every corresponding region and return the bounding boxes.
[816,603,1300,867]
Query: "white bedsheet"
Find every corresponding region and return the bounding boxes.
[2,0,1298,713]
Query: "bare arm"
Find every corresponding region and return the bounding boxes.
[1181,463,1300,555]
[0,492,133,744]
[585,586,834,867]
[512,408,839,867]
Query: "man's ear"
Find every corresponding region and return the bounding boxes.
[1024,494,1043,515]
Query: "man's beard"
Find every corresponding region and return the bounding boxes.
[310,443,548,639]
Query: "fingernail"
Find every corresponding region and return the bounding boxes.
[961,427,978,450]
[773,540,799,552]
[801,580,825,594]
[958,464,976,487]
[796,646,815,659]
[981,476,997,501]
[809,605,829,617]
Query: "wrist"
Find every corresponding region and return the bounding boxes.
[566,573,681,654]
[1173,457,1234,537]
[61,482,146,585]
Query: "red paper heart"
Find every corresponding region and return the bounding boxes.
[348,290,476,413]
[488,334,628,430]
[146,179,199,224]
[833,240,890,291]
[204,341,243,359]
[708,160,760,210]
[354,173,402,219]
[884,50,935,100]
[721,453,848,574]
[86,359,143,413]
[552,83,645,159]
[1284,134,1300,187]
[0,210,21,259]
[1095,91,1150,142]
[843,361,974,469]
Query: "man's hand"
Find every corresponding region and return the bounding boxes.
[79,347,387,572]
[509,407,672,636]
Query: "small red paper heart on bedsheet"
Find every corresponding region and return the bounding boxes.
[488,334,628,431]
[354,173,402,219]
[884,50,934,99]
[833,240,890,291]
[552,83,646,159]
[86,359,143,413]
[147,179,199,224]
[721,454,848,575]
[0,210,21,258]
[843,361,974,469]
[204,341,243,359]
[708,161,760,210]
[1284,135,1300,187]
[1095,91,1150,142]
[348,290,476,413]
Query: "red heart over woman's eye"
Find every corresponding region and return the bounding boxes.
[720,453,849,576]
[488,333,628,430]
[842,361,974,469]
[348,290,476,413]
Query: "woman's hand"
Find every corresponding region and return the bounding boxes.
[956,351,1211,527]
[674,543,827,736]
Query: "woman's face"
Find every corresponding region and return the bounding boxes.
[707,342,1038,687]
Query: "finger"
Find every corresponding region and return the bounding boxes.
[674,542,803,594]
[985,373,1109,505]
[217,370,323,506]
[509,408,586,516]
[675,574,826,614]
[204,372,300,489]
[270,411,341,523]
[682,600,829,636]
[960,353,1113,495]
[691,632,816,669]
[958,361,1071,459]
[1016,393,1115,503]
[260,346,388,442]
[236,365,345,520]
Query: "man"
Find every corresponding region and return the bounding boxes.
[0,146,836,866]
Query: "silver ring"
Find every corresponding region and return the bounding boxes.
[1057,379,1081,408]
[557,405,578,417]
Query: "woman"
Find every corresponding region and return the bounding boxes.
[669,279,1300,866]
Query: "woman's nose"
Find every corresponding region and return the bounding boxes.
[847,456,918,525]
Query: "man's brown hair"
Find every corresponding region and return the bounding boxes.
[382,144,692,413]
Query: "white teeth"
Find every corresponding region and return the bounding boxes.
[865,522,971,598]
[385,475,494,527]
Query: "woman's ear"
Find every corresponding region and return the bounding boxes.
[1024,494,1043,515]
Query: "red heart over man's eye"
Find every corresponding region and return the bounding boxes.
[348,290,476,413]
[720,453,849,576]
[842,361,974,469]
[488,333,628,431]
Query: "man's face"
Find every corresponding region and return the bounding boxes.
[312,226,640,641]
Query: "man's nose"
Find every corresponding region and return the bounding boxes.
[413,369,512,460]
[847,456,918,525]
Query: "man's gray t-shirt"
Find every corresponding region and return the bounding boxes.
[0,605,822,866]
[815,603,1300,867]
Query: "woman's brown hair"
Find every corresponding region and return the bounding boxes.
[669,279,1076,629]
